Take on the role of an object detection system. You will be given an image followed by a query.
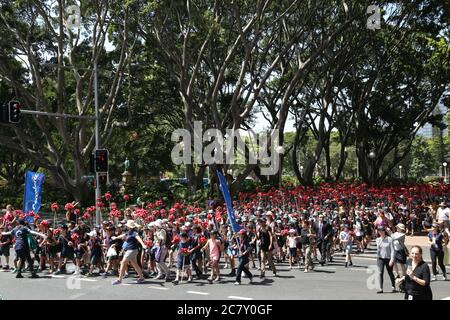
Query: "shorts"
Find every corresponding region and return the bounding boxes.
[0,246,10,257]
[90,254,102,266]
[107,255,119,263]
[123,249,138,262]
[61,249,74,259]
[226,248,238,257]
[75,250,85,260]
[176,256,191,269]
[356,236,363,242]
[395,249,407,264]
[289,248,297,257]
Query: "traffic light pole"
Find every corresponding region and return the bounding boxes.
[15,62,102,227]
[94,61,101,227]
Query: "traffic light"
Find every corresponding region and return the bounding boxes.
[98,172,108,187]
[8,100,21,123]
[0,103,9,123]
[95,149,109,172]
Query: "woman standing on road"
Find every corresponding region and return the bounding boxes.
[392,223,408,279]
[428,223,447,281]
[375,225,397,294]
[400,245,432,300]
[111,220,147,285]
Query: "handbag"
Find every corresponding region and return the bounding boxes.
[106,246,117,258]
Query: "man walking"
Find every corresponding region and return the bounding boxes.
[2,219,46,278]
[314,214,333,265]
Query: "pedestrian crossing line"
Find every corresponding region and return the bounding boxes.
[316,267,337,270]
[228,296,253,300]
[441,297,450,300]
[79,278,97,282]
[120,283,132,286]
[69,293,86,299]
[187,290,209,295]
[148,286,169,290]
[51,275,66,278]
[349,268,368,271]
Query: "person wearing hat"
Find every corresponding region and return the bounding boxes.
[427,223,447,281]
[86,231,103,277]
[101,226,121,278]
[2,219,46,278]
[233,229,253,285]
[286,229,300,270]
[153,220,170,282]
[111,220,147,285]
[375,225,397,293]
[392,223,408,280]
[436,201,449,229]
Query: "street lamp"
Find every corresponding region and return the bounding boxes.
[443,162,448,183]
[368,151,376,185]
[399,165,402,179]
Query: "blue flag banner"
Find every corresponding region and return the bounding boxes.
[216,170,241,233]
[23,171,45,223]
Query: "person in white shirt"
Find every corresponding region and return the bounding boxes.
[392,223,408,280]
[286,229,300,270]
[339,225,353,268]
[436,202,449,229]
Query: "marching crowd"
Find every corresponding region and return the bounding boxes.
[0,182,449,300]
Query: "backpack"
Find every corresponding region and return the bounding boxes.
[27,234,38,251]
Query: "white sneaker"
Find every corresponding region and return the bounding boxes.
[234,281,240,285]
[431,275,437,281]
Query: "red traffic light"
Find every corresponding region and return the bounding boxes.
[8,100,21,123]
[95,149,109,172]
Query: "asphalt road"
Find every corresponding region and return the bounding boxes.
[0,240,448,300]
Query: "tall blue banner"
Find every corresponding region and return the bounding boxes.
[216,170,241,233]
[23,171,45,223]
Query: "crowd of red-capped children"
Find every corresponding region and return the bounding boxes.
[0,182,448,286]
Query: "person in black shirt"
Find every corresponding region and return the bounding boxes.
[399,245,433,300]
[256,218,277,278]
[2,219,46,278]
[233,229,253,285]
[55,225,77,274]
[0,225,12,270]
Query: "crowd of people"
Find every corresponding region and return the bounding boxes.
[0,182,449,299]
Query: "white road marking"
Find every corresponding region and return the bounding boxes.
[228,296,253,300]
[148,286,169,290]
[69,293,86,299]
[441,297,450,300]
[51,275,66,278]
[187,290,209,295]
[79,278,97,282]
[350,268,368,271]
[120,283,132,286]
